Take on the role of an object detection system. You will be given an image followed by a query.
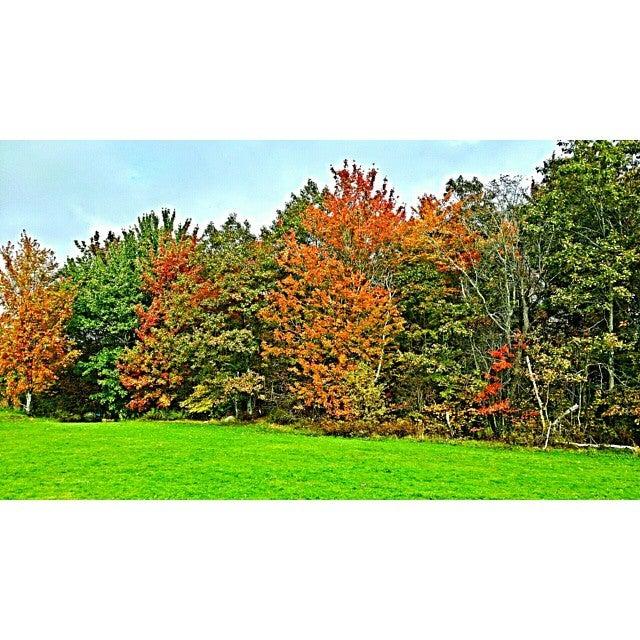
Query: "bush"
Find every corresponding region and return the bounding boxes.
[143,408,186,421]
[31,371,102,419]
[344,363,389,421]
[56,412,102,423]
[314,418,425,439]
[267,408,297,425]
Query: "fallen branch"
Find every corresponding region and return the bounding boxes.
[568,442,637,452]
[542,403,579,449]
[551,404,580,428]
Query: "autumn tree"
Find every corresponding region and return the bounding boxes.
[0,233,78,413]
[261,163,406,420]
[391,191,483,432]
[62,209,198,417]
[411,176,537,345]
[261,235,402,419]
[302,161,407,286]
[118,233,217,413]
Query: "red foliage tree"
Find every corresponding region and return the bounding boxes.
[118,235,218,412]
[474,335,526,417]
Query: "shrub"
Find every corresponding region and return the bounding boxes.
[267,407,297,425]
[344,363,389,421]
[143,408,186,421]
[314,418,425,439]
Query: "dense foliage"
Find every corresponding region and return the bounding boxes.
[0,234,78,413]
[1,141,639,447]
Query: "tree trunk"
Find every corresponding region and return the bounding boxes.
[519,276,530,334]
[607,290,615,391]
[525,356,548,442]
[445,411,454,438]
[25,391,32,415]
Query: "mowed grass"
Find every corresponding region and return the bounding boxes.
[0,411,639,499]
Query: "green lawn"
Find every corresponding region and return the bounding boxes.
[0,411,638,499]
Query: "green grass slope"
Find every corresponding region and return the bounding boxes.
[0,412,638,499]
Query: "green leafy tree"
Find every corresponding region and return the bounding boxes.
[182,215,275,418]
[261,179,323,244]
[64,234,143,415]
[64,209,197,417]
[526,140,640,442]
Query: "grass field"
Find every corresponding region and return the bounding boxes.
[0,411,638,499]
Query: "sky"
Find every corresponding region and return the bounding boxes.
[0,140,557,259]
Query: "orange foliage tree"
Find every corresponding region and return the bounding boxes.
[0,233,78,413]
[407,192,481,274]
[302,161,408,286]
[261,236,402,418]
[118,235,218,412]
[261,163,406,419]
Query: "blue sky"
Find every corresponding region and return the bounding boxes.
[0,141,556,259]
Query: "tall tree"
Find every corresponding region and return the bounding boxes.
[302,161,407,286]
[393,192,482,431]
[261,235,402,419]
[181,214,274,418]
[118,234,218,413]
[64,233,144,416]
[527,140,640,441]
[261,163,405,420]
[0,233,78,413]
[64,209,197,416]
[530,141,640,390]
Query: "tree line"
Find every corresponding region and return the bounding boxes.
[1,140,639,446]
